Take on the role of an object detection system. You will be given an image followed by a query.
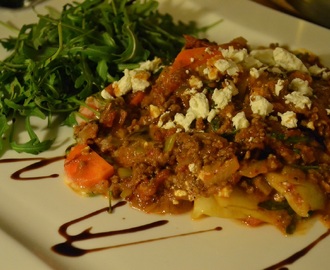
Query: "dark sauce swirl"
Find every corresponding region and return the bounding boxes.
[51,201,222,257]
[264,229,330,270]
[1,156,329,266]
[0,156,64,180]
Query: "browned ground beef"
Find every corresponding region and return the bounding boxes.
[72,36,330,228]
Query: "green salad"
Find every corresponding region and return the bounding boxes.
[0,0,210,155]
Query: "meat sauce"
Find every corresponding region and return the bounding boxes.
[67,36,330,233]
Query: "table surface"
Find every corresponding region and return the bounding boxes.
[251,0,328,29]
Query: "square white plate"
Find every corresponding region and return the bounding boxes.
[1,1,330,269]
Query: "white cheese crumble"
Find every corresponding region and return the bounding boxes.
[157,111,171,128]
[203,66,219,81]
[188,75,203,89]
[207,109,218,123]
[273,47,308,73]
[214,58,240,76]
[250,95,273,116]
[111,58,162,97]
[275,79,285,96]
[219,46,247,63]
[250,67,260,78]
[158,90,212,131]
[212,80,238,110]
[232,111,250,130]
[174,110,196,131]
[112,69,151,96]
[284,91,312,109]
[153,45,318,134]
[138,57,162,72]
[250,67,266,78]
[278,111,298,128]
[308,64,327,76]
[188,163,197,173]
[322,71,330,80]
[130,70,150,92]
[112,69,132,96]
[289,78,313,96]
[163,121,177,130]
[189,92,210,119]
[307,121,315,130]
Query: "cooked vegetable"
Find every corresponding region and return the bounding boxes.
[0,0,208,155]
[266,166,326,217]
[192,188,293,233]
[64,143,115,196]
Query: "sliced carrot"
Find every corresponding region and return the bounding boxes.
[129,91,146,106]
[171,46,221,70]
[64,144,115,194]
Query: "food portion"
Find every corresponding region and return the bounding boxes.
[65,35,330,234]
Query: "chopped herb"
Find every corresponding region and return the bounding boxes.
[258,199,293,212]
[258,200,297,234]
[210,115,221,131]
[292,164,320,170]
[269,132,310,144]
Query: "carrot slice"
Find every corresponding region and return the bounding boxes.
[64,144,115,195]
[172,46,221,70]
[129,91,146,106]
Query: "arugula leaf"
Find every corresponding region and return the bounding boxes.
[10,137,54,155]
[9,115,54,155]
[0,0,208,155]
[0,115,10,152]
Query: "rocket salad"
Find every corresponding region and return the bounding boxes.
[0,0,210,155]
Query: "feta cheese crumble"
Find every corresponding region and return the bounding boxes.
[219,46,247,62]
[275,79,285,96]
[109,57,162,97]
[284,91,312,109]
[232,111,250,130]
[250,95,273,116]
[189,92,210,119]
[278,111,298,128]
[289,78,313,96]
[214,59,240,76]
[138,57,162,72]
[188,75,203,89]
[112,69,151,96]
[273,47,308,73]
[212,80,238,110]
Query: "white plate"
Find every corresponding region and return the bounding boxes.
[1,1,330,269]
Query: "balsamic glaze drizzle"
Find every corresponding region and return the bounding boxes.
[1,156,330,267]
[0,156,64,180]
[264,229,330,270]
[51,201,222,257]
